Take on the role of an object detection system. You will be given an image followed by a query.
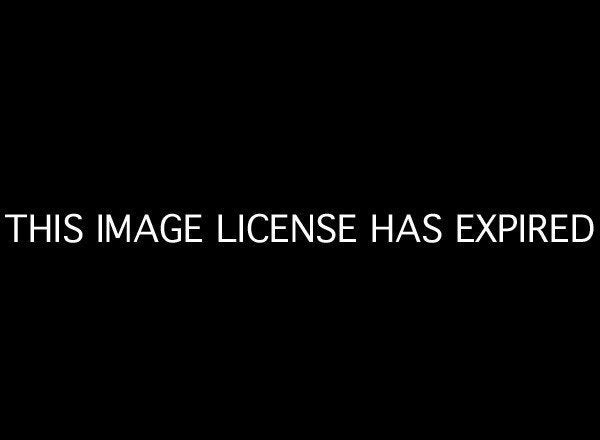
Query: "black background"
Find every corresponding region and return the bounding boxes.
[1,6,597,434]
